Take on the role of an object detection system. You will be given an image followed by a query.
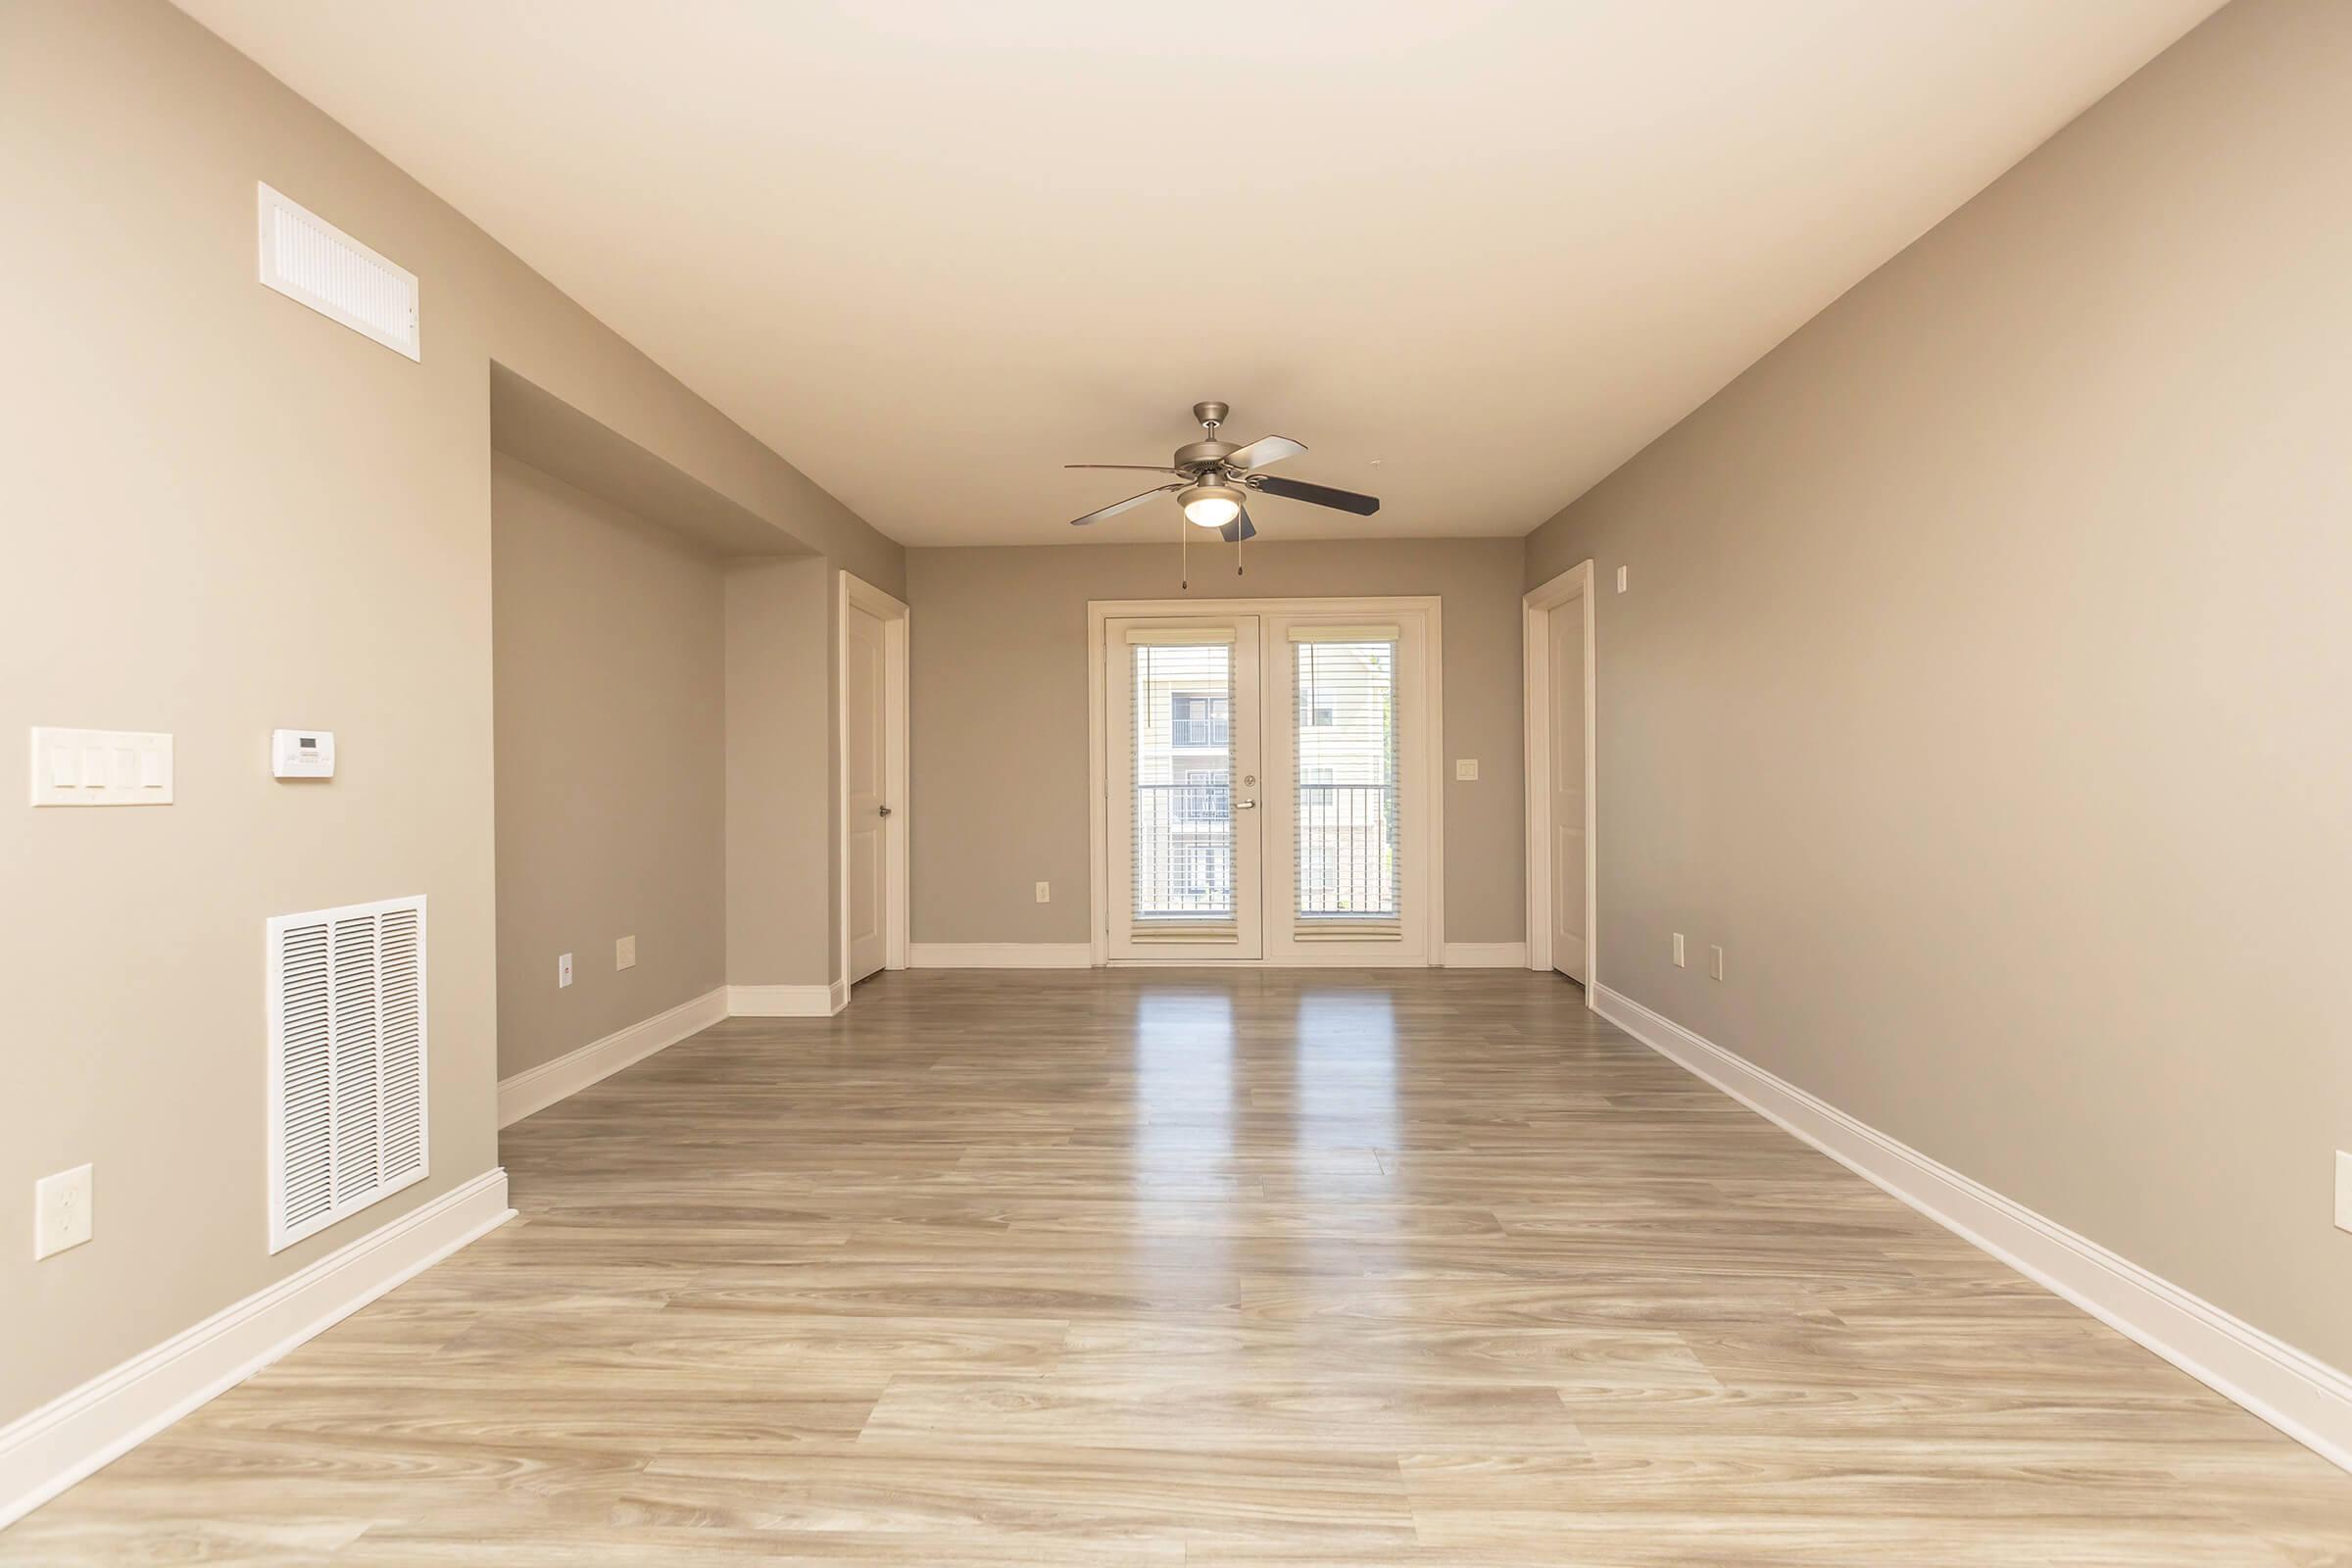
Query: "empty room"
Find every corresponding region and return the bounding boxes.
[4,0,2349,1560]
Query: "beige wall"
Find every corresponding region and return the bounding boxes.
[491,454,726,1079]
[906,539,1526,947]
[1525,0,2352,1369]
[0,0,898,1424]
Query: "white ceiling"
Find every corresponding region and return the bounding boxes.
[179,0,2219,547]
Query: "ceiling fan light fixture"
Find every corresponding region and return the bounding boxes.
[1178,482,1245,529]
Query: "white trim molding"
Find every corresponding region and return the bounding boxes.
[1444,942,1529,967]
[1523,561,1597,999]
[0,1168,513,1530]
[1592,985,2352,1475]
[726,982,844,1018]
[497,988,727,1128]
[907,942,1095,969]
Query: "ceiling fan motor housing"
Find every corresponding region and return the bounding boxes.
[1174,439,1238,468]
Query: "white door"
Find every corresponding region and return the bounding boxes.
[1549,592,1587,982]
[1261,612,1431,964]
[1106,617,1262,959]
[845,596,890,983]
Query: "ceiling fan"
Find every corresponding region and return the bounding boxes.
[1065,401,1380,545]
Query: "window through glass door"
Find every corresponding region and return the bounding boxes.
[1291,629,1400,936]
[1105,618,1261,958]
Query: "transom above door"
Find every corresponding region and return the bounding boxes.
[1092,599,1441,966]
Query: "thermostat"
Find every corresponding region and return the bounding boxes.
[271,729,335,779]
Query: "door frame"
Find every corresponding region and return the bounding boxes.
[836,570,909,994]
[1523,562,1597,1004]
[1087,595,1445,968]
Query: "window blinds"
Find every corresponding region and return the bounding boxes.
[1292,636,1400,938]
[1130,638,1238,935]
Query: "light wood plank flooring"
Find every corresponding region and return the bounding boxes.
[8,969,2346,1564]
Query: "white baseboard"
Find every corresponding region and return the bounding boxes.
[1445,942,1529,967]
[1591,985,2352,1476]
[497,988,727,1128]
[726,982,844,1017]
[907,943,1095,968]
[0,1168,513,1530]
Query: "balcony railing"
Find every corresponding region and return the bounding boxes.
[1135,783,1234,916]
[1131,781,1396,921]
[1298,782,1396,917]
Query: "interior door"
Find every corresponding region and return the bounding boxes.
[845,595,890,983]
[1106,617,1261,959]
[1550,593,1587,982]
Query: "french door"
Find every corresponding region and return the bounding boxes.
[1101,606,1432,964]
[1106,617,1263,958]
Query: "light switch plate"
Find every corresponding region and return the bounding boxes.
[1672,933,1687,968]
[1035,882,1051,904]
[558,953,574,989]
[614,935,636,970]
[35,1164,93,1259]
[1616,564,1629,593]
[1454,759,1479,781]
[2336,1152,2351,1234]
[29,728,172,807]
[1710,945,1726,981]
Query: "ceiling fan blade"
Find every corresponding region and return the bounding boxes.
[1218,507,1258,544]
[1252,474,1381,516]
[1064,464,1183,472]
[1068,483,1178,526]
[1224,435,1306,471]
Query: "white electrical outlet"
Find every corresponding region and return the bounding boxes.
[1616,564,1629,594]
[558,952,573,989]
[615,935,636,970]
[2336,1152,2351,1234]
[1672,933,1687,968]
[35,1164,93,1259]
[1035,881,1051,904]
[1454,759,1479,781]
[1710,945,1726,981]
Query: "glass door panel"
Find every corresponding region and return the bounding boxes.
[1105,617,1260,959]
[1291,631,1401,937]
[1261,612,1429,963]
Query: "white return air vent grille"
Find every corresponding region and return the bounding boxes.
[267,895,428,1253]
[256,182,420,361]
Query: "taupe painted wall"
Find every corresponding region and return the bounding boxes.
[725,557,842,987]
[906,539,1526,947]
[1524,0,2352,1369]
[491,454,726,1079]
[0,0,898,1424]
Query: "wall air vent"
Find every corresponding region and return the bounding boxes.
[256,182,420,361]
[267,896,428,1252]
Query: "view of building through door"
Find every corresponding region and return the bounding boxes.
[1100,603,1435,964]
[1108,619,1263,958]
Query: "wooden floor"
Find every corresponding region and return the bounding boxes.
[9,969,2346,1565]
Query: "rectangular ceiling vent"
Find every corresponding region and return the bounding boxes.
[256,182,420,361]
[267,895,428,1253]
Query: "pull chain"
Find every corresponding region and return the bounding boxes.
[1180,513,1188,591]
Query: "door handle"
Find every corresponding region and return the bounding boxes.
[1233,799,1257,809]
[878,805,893,816]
